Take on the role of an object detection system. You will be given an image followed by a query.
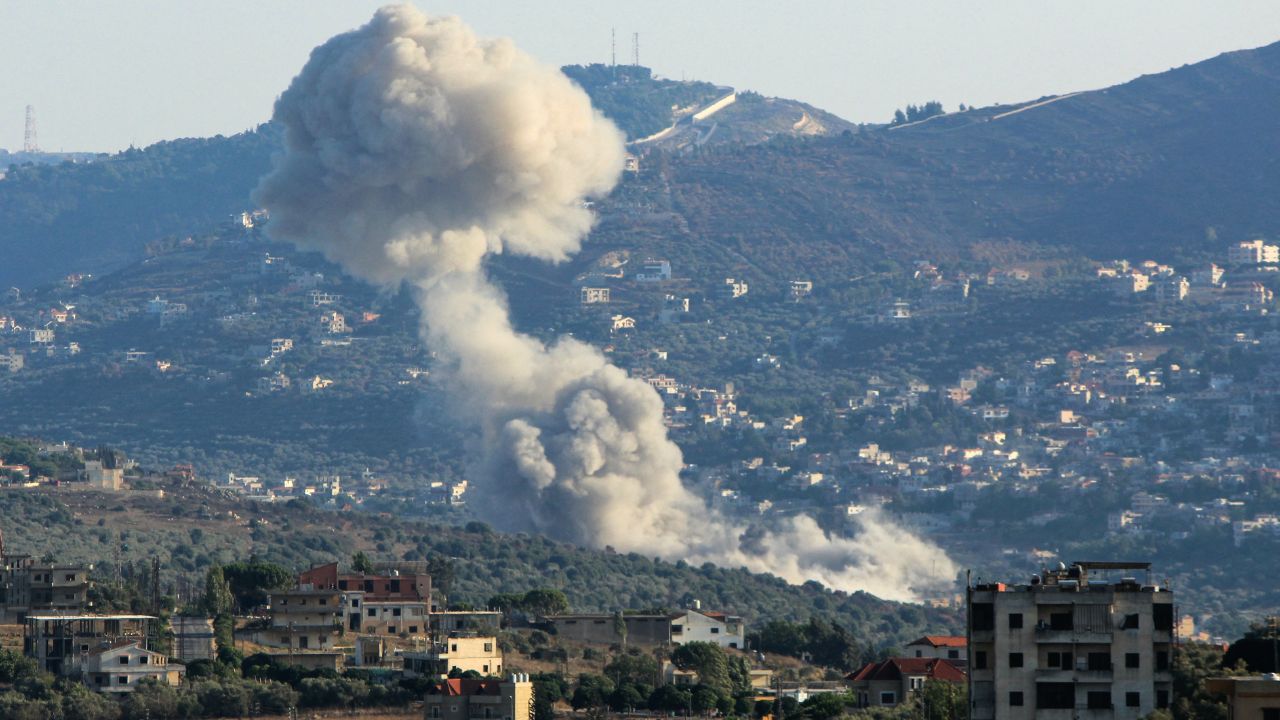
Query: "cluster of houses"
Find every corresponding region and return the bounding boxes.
[1099,240,1280,313]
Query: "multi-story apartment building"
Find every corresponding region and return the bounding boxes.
[297,562,432,638]
[24,615,166,678]
[257,588,346,651]
[967,561,1174,719]
[403,634,504,678]
[1,532,93,622]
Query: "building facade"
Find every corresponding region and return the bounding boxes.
[967,562,1174,719]
[424,676,533,720]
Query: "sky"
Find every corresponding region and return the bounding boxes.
[3,1,1280,153]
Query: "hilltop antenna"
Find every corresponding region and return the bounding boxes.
[23,105,39,153]
[632,32,639,67]
[611,28,616,68]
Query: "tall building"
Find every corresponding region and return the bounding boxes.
[967,561,1174,719]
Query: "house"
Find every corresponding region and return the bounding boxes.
[721,278,749,299]
[1205,675,1280,719]
[81,641,185,693]
[257,373,291,394]
[24,615,163,677]
[403,635,503,678]
[1,554,93,621]
[611,315,636,332]
[846,658,966,709]
[548,614,673,645]
[670,609,745,649]
[1227,239,1280,265]
[634,259,672,282]
[320,310,348,334]
[309,290,341,306]
[84,460,124,491]
[580,287,611,304]
[790,280,813,300]
[905,635,967,662]
[423,676,533,720]
[0,350,22,373]
[296,562,432,637]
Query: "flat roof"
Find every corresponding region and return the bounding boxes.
[28,615,157,621]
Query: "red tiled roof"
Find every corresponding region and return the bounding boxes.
[909,635,967,648]
[846,658,966,684]
[439,679,503,696]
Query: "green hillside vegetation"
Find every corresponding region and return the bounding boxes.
[0,481,957,650]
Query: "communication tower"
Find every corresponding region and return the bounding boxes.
[23,105,39,153]
[632,33,640,66]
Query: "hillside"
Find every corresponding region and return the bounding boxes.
[0,482,954,650]
[669,41,1280,282]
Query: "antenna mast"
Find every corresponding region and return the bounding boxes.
[611,28,616,67]
[23,105,39,153]
[632,33,640,67]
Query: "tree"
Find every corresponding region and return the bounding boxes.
[521,588,570,618]
[571,674,614,710]
[351,551,375,574]
[909,680,965,720]
[201,566,233,617]
[221,560,294,610]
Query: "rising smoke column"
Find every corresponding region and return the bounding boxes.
[255,4,956,601]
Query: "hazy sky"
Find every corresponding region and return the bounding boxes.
[4,1,1280,153]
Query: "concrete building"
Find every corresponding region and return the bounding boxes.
[1228,239,1280,265]
[171,616,217,662]
[24,615,165,679]
[403,635,503,679]
[84,460,124,490]
[670,609,745,649]
[1205,675,1280,719]
[548,613,673,646]
[580,287,611,304]
[967,562,1174,719]
[1,548,93,622]
[424,676,533,720]
[296,562,432,638]
[257,588,346,651]
[847,658,967,709]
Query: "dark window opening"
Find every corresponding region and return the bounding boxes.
[1009,691,1023,707]
[972,603,995,631]
[1126,653,1140,669]
[974,651,987,670]
[1036,683,1073,710]
[1154,604,1174,631]
[1009,613,1023,629]
[1087,652,1111,671]
[1157,651,1170,671]
[1157,691,1170,709]
[1009,653,1024,668]
[1087,691,1111,710]
[1049,612,1073,631]
[1122,613,1140,630]
[1126,692,1140,708]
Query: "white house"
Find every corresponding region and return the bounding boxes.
[670,609,745,650]
[82,642,185,693]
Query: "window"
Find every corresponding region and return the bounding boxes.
[710,627,720,634]
[972,603,995,631]
[1154,604,1174,631]
[1087,652,1111,671]
[484,643,493,652]
[879,692,896,706]
[948,650,959,659]
[974,651,988,670]
[140,656,149,665]
[431,707,440,719]
[352,599,360,608]
[364,580,374,592]
[452,644,459,652]
[1122,613,1140,630]
[339,580,349,590]
[483,665,490,673]
[64,574,76,581]
[1127,692,1140,708]
[1009,653,1023,668]
[671,624,683,634]
[1261,709,1280,720]
[1047,651,1072,670]
[409,626,418,634]
[368,608,376,617]
[1036,683,1073,709]
[393,608,402,617]
[391,580,401,593]
[319,598,327,605]
[1049,612,1073,631]
[1009,613,1023,629]
[299,636,309,649]
[119,656,130,665]
[1009,692,1023,707]
[118,676,129,685]
[1087,691,1111,710]
[915,650,923,658]
[1157,651,1170,671]
[1126,653,1140,669]
[1157,691,1170,709]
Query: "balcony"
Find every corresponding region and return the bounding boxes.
[1035,668,1113,682]
[1034,628,1112,644]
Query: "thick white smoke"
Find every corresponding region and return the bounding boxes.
[255,4,956,602]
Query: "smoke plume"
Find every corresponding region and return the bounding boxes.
[255,4,955,601]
